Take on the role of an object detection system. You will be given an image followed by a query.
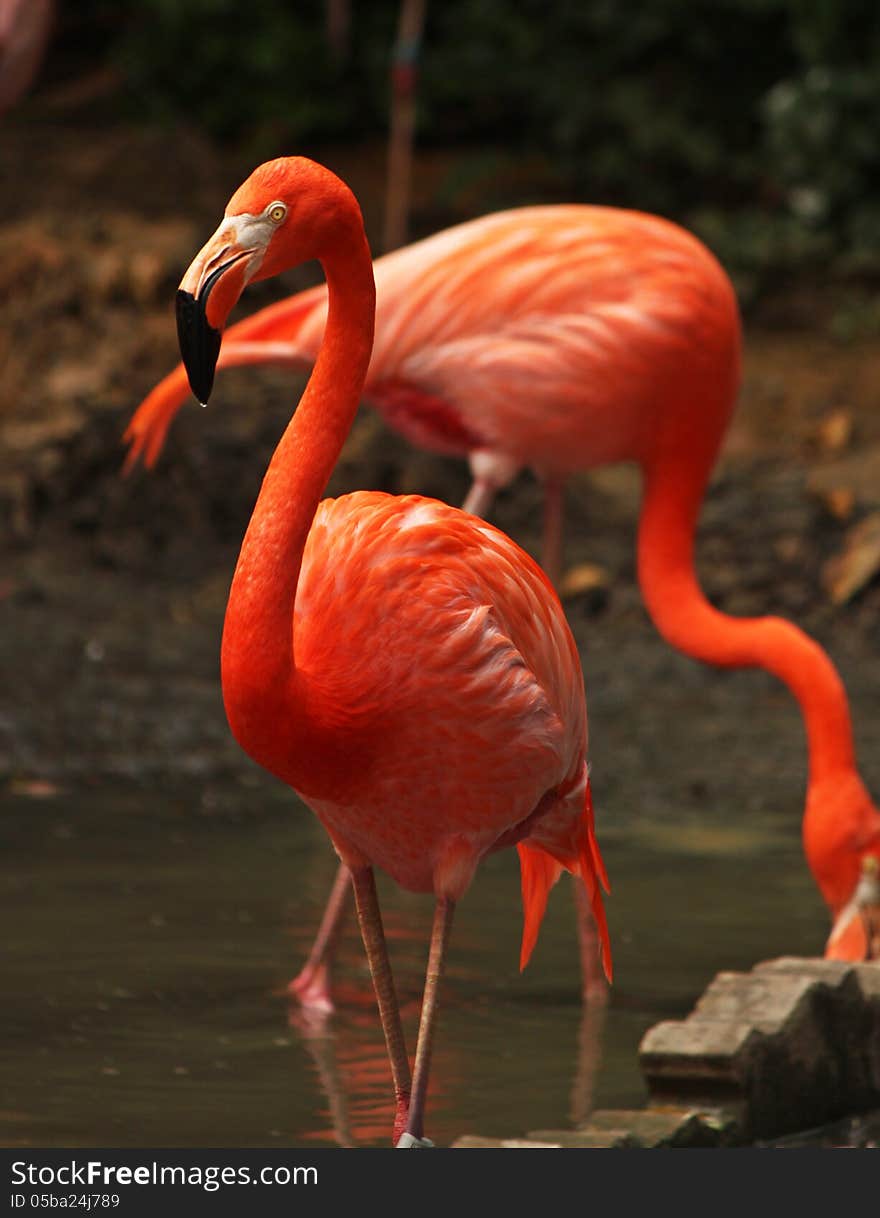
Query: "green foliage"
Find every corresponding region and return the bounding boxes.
[421,0,795,216]
[763,64,880,269]
[51,0,880,276]
[113,0,374,142]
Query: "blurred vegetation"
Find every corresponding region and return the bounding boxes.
[41,1,880,290]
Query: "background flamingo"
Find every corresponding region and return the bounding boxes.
[126,197,880,970]
[0,0,54,116]
[167,155,611,1146]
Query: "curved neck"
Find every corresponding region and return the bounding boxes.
[636,449,857,789]
[220,224,375,738]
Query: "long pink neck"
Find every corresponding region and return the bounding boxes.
[636,443,857,790]
[220,223,375,764]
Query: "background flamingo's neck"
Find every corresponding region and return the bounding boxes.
[636,448,857,789]
[220,223,375,747]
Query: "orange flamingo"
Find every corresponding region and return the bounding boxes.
[126,198,880,970]
[168,156,612,1146]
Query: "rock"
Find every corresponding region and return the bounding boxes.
[638,957,880,1141]
[452,1135,561,1149]
[531,1106,739,1148]
[454,1107,741,1149]
[576,1106,740,1148]
[526,1128,639,1148]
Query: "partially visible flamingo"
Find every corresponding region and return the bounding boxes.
[0,0,54,115]
[167,156,611,1146]
[126,194,880,970]
[825,856,880,961]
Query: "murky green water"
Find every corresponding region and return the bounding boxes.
[1,781,827,1148]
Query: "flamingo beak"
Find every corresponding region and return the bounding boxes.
[825,855,880,961]
[176,221,260,404]
[175,286,222,407]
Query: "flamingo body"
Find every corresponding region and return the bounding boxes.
[225,488,601,923]
[126,204,739,486]
[278,207,737,475]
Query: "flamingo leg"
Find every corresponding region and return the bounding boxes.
[399,894,455,1147]
[569,881,609,1128]
[569,994,609,1129]
[349,865,413,1143]
[461,477,498,519]
[287,861,352,1011]
[573,879,609,1003]
[541,474,565,587]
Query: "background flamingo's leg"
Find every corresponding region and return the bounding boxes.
[288,861,352,1012]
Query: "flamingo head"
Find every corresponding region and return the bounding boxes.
[176,157,362,403]
[825,855,880,961]
[804,770,880,960]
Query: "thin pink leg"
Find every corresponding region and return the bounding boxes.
[399,895,455,1147]
[288,861,352,1012]
[350,866,412,1145]
[573,880,609,1004]
[383,0,427,252]
[541,475,565,587]
[461,477,497,518]
[569,989,609,1128]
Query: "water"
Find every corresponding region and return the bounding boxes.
[1,781,827,1149]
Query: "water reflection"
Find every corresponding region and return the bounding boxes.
[1,783,828,1147]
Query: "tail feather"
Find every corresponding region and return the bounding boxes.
[122,366,191,472]
[517,844,563,971]
[516,777,612,982]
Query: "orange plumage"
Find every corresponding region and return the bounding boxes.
[125,203,732,486]
[240,487,608,973]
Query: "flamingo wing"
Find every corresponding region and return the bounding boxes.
[287,492,591,894]
[359,205,738,473]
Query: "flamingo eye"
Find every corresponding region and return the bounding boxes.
[267,202,287,223]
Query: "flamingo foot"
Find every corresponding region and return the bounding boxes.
[395,1132,435,1148]
[287,961,335,1014]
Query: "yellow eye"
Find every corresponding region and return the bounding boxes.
[268,203,287,223]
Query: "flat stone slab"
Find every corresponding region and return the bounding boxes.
[453,1107,739,1148]
[639,957,880,1140]
[454,1136,564,1149]
[452,1107,880,1148]
[528,1106,739,1148]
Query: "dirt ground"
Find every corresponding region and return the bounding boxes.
[1,119,879,797]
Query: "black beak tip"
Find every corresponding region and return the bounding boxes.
[176,289,221,405]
